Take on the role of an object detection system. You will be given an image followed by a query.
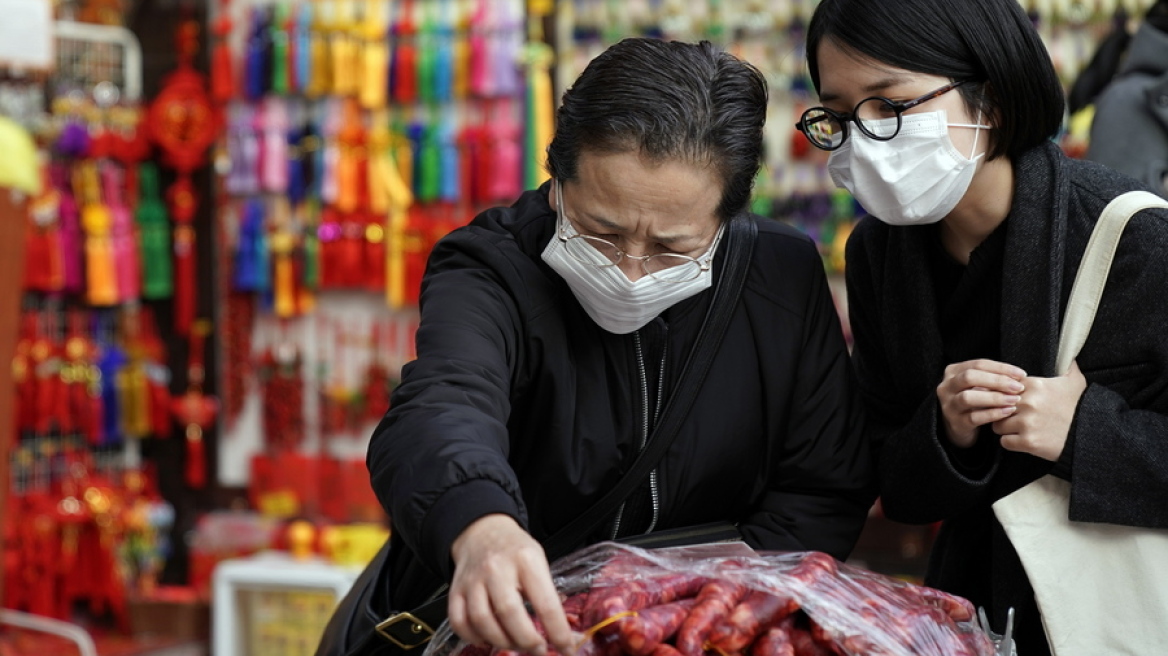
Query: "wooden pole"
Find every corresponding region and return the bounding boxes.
[0,187,29,603]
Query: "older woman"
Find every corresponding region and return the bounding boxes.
[320,37,875,656]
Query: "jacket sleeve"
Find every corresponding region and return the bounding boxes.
[1062,207,1168,529]
[738,239,877,560]
[845,225,1002,524]
[1067,384,1168,528]
[367,228,527,581]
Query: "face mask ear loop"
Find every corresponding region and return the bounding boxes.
[969,110,985,162]
[554,178,568,236]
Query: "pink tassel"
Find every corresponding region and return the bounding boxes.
[261,97,290,193]
[103,165,141,302]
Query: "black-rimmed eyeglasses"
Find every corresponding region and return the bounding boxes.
[795,80,970,151]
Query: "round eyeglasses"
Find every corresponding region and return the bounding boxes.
[795,80,970,151]
[554,182,722,283]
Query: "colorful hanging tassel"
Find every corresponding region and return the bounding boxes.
[489,100,522,201]
[137,163,173,300]
[522,31,555,190]
[104,164,142,302]
[379,132,413,308]
[360,0,388,109]
[392,0,418,102]
[211,0,237,102]
[269,198,297,318]
[270,2,290,95]
[79,163,119,306]
[335,99,364,213]
[295,3,313,95]
[245,6,271,101]
[261,97,290,193]
[57,169,84,295]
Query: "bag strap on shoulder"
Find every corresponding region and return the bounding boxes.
[1056,191,1168,374]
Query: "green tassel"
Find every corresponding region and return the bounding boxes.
[303,202,320,290]
[271,3,289,96]
[136,163,173,299]
[419,123,441,203]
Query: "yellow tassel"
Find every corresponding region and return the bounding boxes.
[378,133,413,309]
[360,0,387,109]
[530,52,554,188]
[453,29,469,99]
[270,199,297,318]
[121,362,151,437]
[331,0,359,96]
[307,0,332,97]
[79,163,118,306]
[367,111,391,215]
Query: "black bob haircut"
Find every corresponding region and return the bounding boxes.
[806,0,1065,161]
[546,38,768,222]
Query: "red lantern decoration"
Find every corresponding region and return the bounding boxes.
[146,19,221,336]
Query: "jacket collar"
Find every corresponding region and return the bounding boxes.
[1000,142,1069,378]
[880,142,1068,397]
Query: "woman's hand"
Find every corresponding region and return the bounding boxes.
[937,359,1028,448]
[992,361,1088,461]
[448,514,575,656]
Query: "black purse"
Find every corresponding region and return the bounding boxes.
[317,214,758,656]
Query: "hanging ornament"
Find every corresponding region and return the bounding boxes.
[170,321,218,489]
[103,164,142,303]
[377,130,413,308]
[211,0,237,102]
[270,2,291,96]
[136,163,173,300]
[146,18,221,336]
[24,170,64,294]
[306,1,332,98]
[261,97,290,194]
[258,322,304,451]
[269,198,298,318]
[392,0,418,102]
[521,4,555,191]
[77,162,119,307]
[360,0,389,110]
[361,318,392,423]
[55,164,85,296]
[245,6,272,101]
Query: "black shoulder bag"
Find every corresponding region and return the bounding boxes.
[326,214,757,656]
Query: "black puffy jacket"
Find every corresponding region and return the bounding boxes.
[368,184,875,611]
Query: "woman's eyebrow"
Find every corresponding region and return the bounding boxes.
[819,75,911,103]
[579,210,697,246]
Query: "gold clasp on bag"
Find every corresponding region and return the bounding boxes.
[376,612,436,650]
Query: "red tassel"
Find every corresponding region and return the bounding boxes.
[363,212,386,292]
[212,43,236,102]
[185,424,206,488]
[86,380,104,445]
[23,219,52,291]
[150,381,171,438]
[173,224,196,336]
[337,216,363,288]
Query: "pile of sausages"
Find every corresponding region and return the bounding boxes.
[448,544,996,656]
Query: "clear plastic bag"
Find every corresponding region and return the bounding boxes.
[426,542,997,656]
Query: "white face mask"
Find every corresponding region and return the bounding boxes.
[827,110,989,226]
[541,181,722,334]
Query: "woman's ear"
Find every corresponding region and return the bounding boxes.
[549,178,560,212]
